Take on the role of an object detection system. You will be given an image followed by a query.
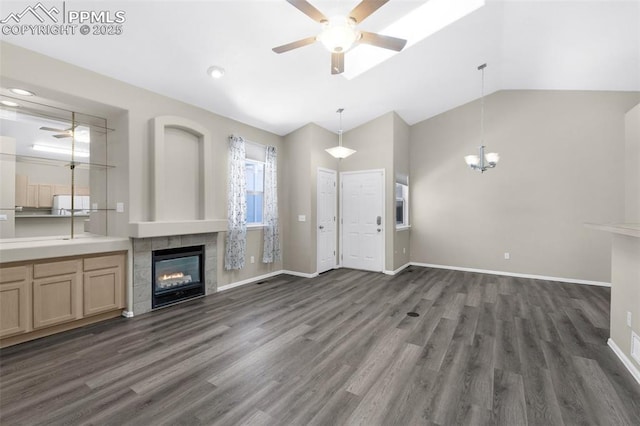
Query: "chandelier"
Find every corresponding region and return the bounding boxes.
[464,63,499,172]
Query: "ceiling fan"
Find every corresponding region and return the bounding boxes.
[273,0,407,75]
[39,125,76,139]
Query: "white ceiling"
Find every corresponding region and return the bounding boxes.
[2,0,639,135]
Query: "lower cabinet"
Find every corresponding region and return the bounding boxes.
[33,273,78,329]
[0,266,30,338]
[0,252,126,346]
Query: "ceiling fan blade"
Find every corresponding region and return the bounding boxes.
[331,52,344,75]
[359,31,407,51]
[349,0,390,23]
[272,36,317,54]
[53,134,71,139]
[286,0,328,23]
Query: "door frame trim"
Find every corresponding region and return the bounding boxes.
[316,167,338,274]
[339,169,386,272]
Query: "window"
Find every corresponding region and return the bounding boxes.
[245,160,264,225]
[395,181,409,228]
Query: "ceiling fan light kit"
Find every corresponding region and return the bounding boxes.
[317,16,360,53]
[273,0,407,75]
[464,63,499,173]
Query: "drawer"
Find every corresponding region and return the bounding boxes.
[0,265,28,284]
[33,259,80,278]
[84,253,124,272]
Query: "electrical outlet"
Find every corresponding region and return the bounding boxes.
[250,256,255,264]
[504,252,510,260]
[0,214,7,221]
[628,311,632,327]
[298,215,306,222]
[116,202,124,213]
[403,247,406,254]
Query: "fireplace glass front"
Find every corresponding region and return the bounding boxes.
[152,245,205,308]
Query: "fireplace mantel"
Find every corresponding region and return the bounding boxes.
[129,220,226,238]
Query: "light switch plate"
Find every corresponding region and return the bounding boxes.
[116,202,124,213]
[0,214,7,221]
[298,215,306,222]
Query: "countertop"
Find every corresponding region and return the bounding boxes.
[0,234,130,263]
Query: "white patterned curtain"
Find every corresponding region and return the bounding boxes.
[262,145,280,263]
[225,135,247,270]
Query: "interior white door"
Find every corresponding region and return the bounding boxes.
[317,168,337,274]
[341,170,384,272]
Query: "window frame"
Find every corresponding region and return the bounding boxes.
[395,181,410,230]
[245,158,265,227]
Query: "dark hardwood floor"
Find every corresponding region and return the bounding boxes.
[1,267,639,425]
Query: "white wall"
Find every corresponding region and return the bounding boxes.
[410,90,640,283]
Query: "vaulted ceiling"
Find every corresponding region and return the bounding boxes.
[3,0,639,135]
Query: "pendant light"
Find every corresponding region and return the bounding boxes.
[464,63,499,172]
[326,108,356,159]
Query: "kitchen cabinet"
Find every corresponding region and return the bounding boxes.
[0,265,30,338]
[0,251,126,347]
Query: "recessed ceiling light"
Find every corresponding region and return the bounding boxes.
[0,100,19,107]
[9,88,35,96]
[207,66,225,79]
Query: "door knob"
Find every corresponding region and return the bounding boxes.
[319,225,324,230]
[377,228,382,233]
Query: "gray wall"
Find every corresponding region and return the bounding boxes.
[342,112,395,272]
[1,42,283,288]
[282,123,338,274]
[410,90,640,283]
[625,103,640,222]
[393,113,411,270]
[0,137,16,238]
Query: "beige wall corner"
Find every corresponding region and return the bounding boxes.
[409,90,640,282]
[624,103,640,222]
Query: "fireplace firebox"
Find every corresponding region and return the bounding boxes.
[152,245,205,308]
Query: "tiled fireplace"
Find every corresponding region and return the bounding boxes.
[132,233,217,315]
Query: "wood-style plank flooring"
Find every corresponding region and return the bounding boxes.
[1,267,639,425]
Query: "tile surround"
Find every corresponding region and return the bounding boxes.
[132,233,217,315]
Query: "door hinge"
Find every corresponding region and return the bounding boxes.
[333,216,336,221]
[333,251,335,256]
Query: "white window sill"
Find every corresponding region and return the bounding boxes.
[396,225,411,231]
[247,223,265,230]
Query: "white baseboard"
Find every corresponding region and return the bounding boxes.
[217,270,284,292]
[608,338,640,385]
[282,270,319,279]
[217,269,319,292]
[411,262,611,287]
[121,310,134,318]
[384,262,411,276]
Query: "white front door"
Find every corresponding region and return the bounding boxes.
[317,168,337,274]
[341,170,384,272]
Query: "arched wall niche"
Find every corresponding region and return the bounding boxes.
[150,116,213,221]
